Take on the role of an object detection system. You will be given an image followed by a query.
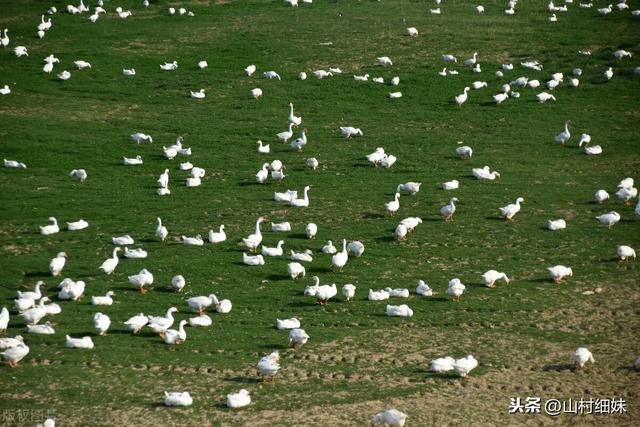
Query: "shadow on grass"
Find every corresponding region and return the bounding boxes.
[362,212,385,219]
[374,235,395,243]
[287,233,308,240]
[308,266,332,274]
[484,216,506,221]
[543,363,575,372]
[224,376,260,384]
[287,301,317,308]
[25,271,49,278]
[266,274,290,281]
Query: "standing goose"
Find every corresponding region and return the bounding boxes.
[440,198,459,221]
[554,121,571,145]
[499,197,524,220]
[331,239,348,272]
[277,123,295,143]
[385,193,401,216]
[156,218,168,241]
[243,216,266,252]
[288,103,302,127]
[482,270,509,288]
[49,252,67,276]
[454,87,470,106]
[99,247,121,275]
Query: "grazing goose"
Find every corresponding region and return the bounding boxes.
[306,157,318,170]
[342,284,356,302]
[164,391,192,407]
[65,335,94,349]
[442,54,457,63]
[596,211,620,228]
[208,224,226,243]
[379,154,396,168]
[371,409,408,427]
[406,27,418,36]
[182,235,204,246]
[276,317,300,330]
[472,81,487,90]
[368,289,390,301]
[67,219,88,230]
[615,187,638,204]
[594,190,609,204]
[548,219,567,230]
[456,146,473,159]
[250,88,262,99]
[124,247,147,259]
[243,253,265,266]
[1,343,29,367]
[4,159,26,168]
[386,304,413,317]
[131,133,153,145]
[499,197,524,220]
[57,71,71,81]
[39,217,59,235]
[454,87,470,106]
[14,46,28,57]
[245,64,256,76]
[416,280,433,296]
[91,291,115,306]
[473,166,500,180]
[227,389,251,408]
[49,252,67,276]
[93,312,111,336]
[548,265,572,283]
[493,92,509,104]
[454,355,478,378]
[298,71,307,80]
[482,270,509,288]
[164,320,187,344]
[243,216,266,251]
[440,197,459,221]
[348,241,365,257]
[617,245,636,261]
[431,356,455,372]
[396,182,421,195]
[99,247,121,275]
[74,60,91,69]
[340,126,363,138]
[263,71,280,80]
[536,92,556,103]
[395,223,408,241]
[124,313,148,334]
[447,278,465,302]
[123,155,143,165]
[366,147,386,166]
[377,56,393,66]
[198,60,208,69]
[400,217,422,232]
[288,328,309,349]
[257,351,280,380]
[128,268,154,293]
[555,121,571,145]
[572,347,594,368]
[389,91,402,99]
[288,262,306,279]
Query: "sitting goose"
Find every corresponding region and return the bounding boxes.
[322,240,337,254]
[67,219,89,230]
[416,280,433,296]
[164,320,187,344]
[262,241,284,257]
[548,219,567,231]
[256,140,270,154]
[257,351,280,381]
[124,247,147,259]
[371,409,408,427]
[112,235,134,245]
[386,304,413,317]
[65,335,94,349]
[208,224,226,243]
[164,391,192,407]
[227,389,251,408]
[291,249,313,263]
[472,166,500,180]
[271,221,292,232]
[182,235,204,246]
[276,317,300,330]
[39,217,59,235]
[243,253,265,266]
[189,314,212,327]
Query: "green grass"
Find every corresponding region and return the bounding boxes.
[0,0,639,425]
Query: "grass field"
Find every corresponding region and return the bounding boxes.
[0,0,639,425]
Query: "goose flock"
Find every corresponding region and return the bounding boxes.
[1,0,639,425]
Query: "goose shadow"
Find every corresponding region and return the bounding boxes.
[484,216,506,221]
[259,343,286,350]
[308,267,332,274]
[237,182,262,187]
[543,363,575,372]
[224,376,260,384]
[25,271,50,278]
[265,274,290,281]
[362,212,385,219]
[287,233,308,240]
[374,236,395,243]
[465,283,487,289]
[532,277,552,283]
[287,301,317,308]
[430,296,453,302]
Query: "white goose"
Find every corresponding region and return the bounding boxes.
[548,265,572,283]
[164,391,192,407]
[322,240,337,254]
[189,315,212,327]
[454,355,479,378]
[287,262,306,279]
[572,347,595,368]
[245,64,256,76]
[277,123,294,143]
[27,322,55,335]
[340,126,363,138]
[21,306,47,325]
[579,134,601,155]
[368,289,390,301]
[39,297,61,315]
[182,235,204,246]
[124,247,147,259]
[99,247,121,274]
[440,197,458,221]
[91,291,115,306]
[456,146,473,159]
[123,155,143,165]
[128,268,154,293]
[243,253,265,266]
[190,89,205,99]
[155,217,168,241]
[0,308,8,334]
[595,190,609,204]
[263,71,280,80]
[208,224,226,243]
[1,343,29,367]
[3,159,26,168]
[499,197,524,220]
[57,279,85,301]
[147,307,178,336]
[290,129,307,151]
[472,166,500,180]
[160,61,178,70]
[315,284,337,305]
[131,133,152,144]
[291,249,313,263]
[454,87,470,106]
[396,182,421,195]
[49,252,67,276]
[288,328,309,349]
[257,351,280,380]
[447,278,465,302]
[331,239,348,272]
[416,280,433,296]
[250,88,262,99]
[271,221,291,232]
[615,187,637,204]
[17,282,44,300]
[243,216,266,252]
[93,312,111,336]
[431,356,455,372]
[366,147,386,166]
[305,223,317,239]
[548,219,567,230]
[39,217,59,235]
[227,389,251,408]
[617,245,636,261]
[276,318,300,330]
[164,320,187,344]
[290,186,311,207]
[288,103,302,127]
[386,304,413,317]
[112,235,134,245]
[385,193,401,216]
[596,211,620,228]
[554,121,571,144]
[67,219,88,230]
[256,140,270,154]
[65,335,94,349]
[124,313,148,334]
[348,241,365,257]
[371,409,408,427]
[482,270,509,288]
[443,180,459,190]
[342,284,356,302]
